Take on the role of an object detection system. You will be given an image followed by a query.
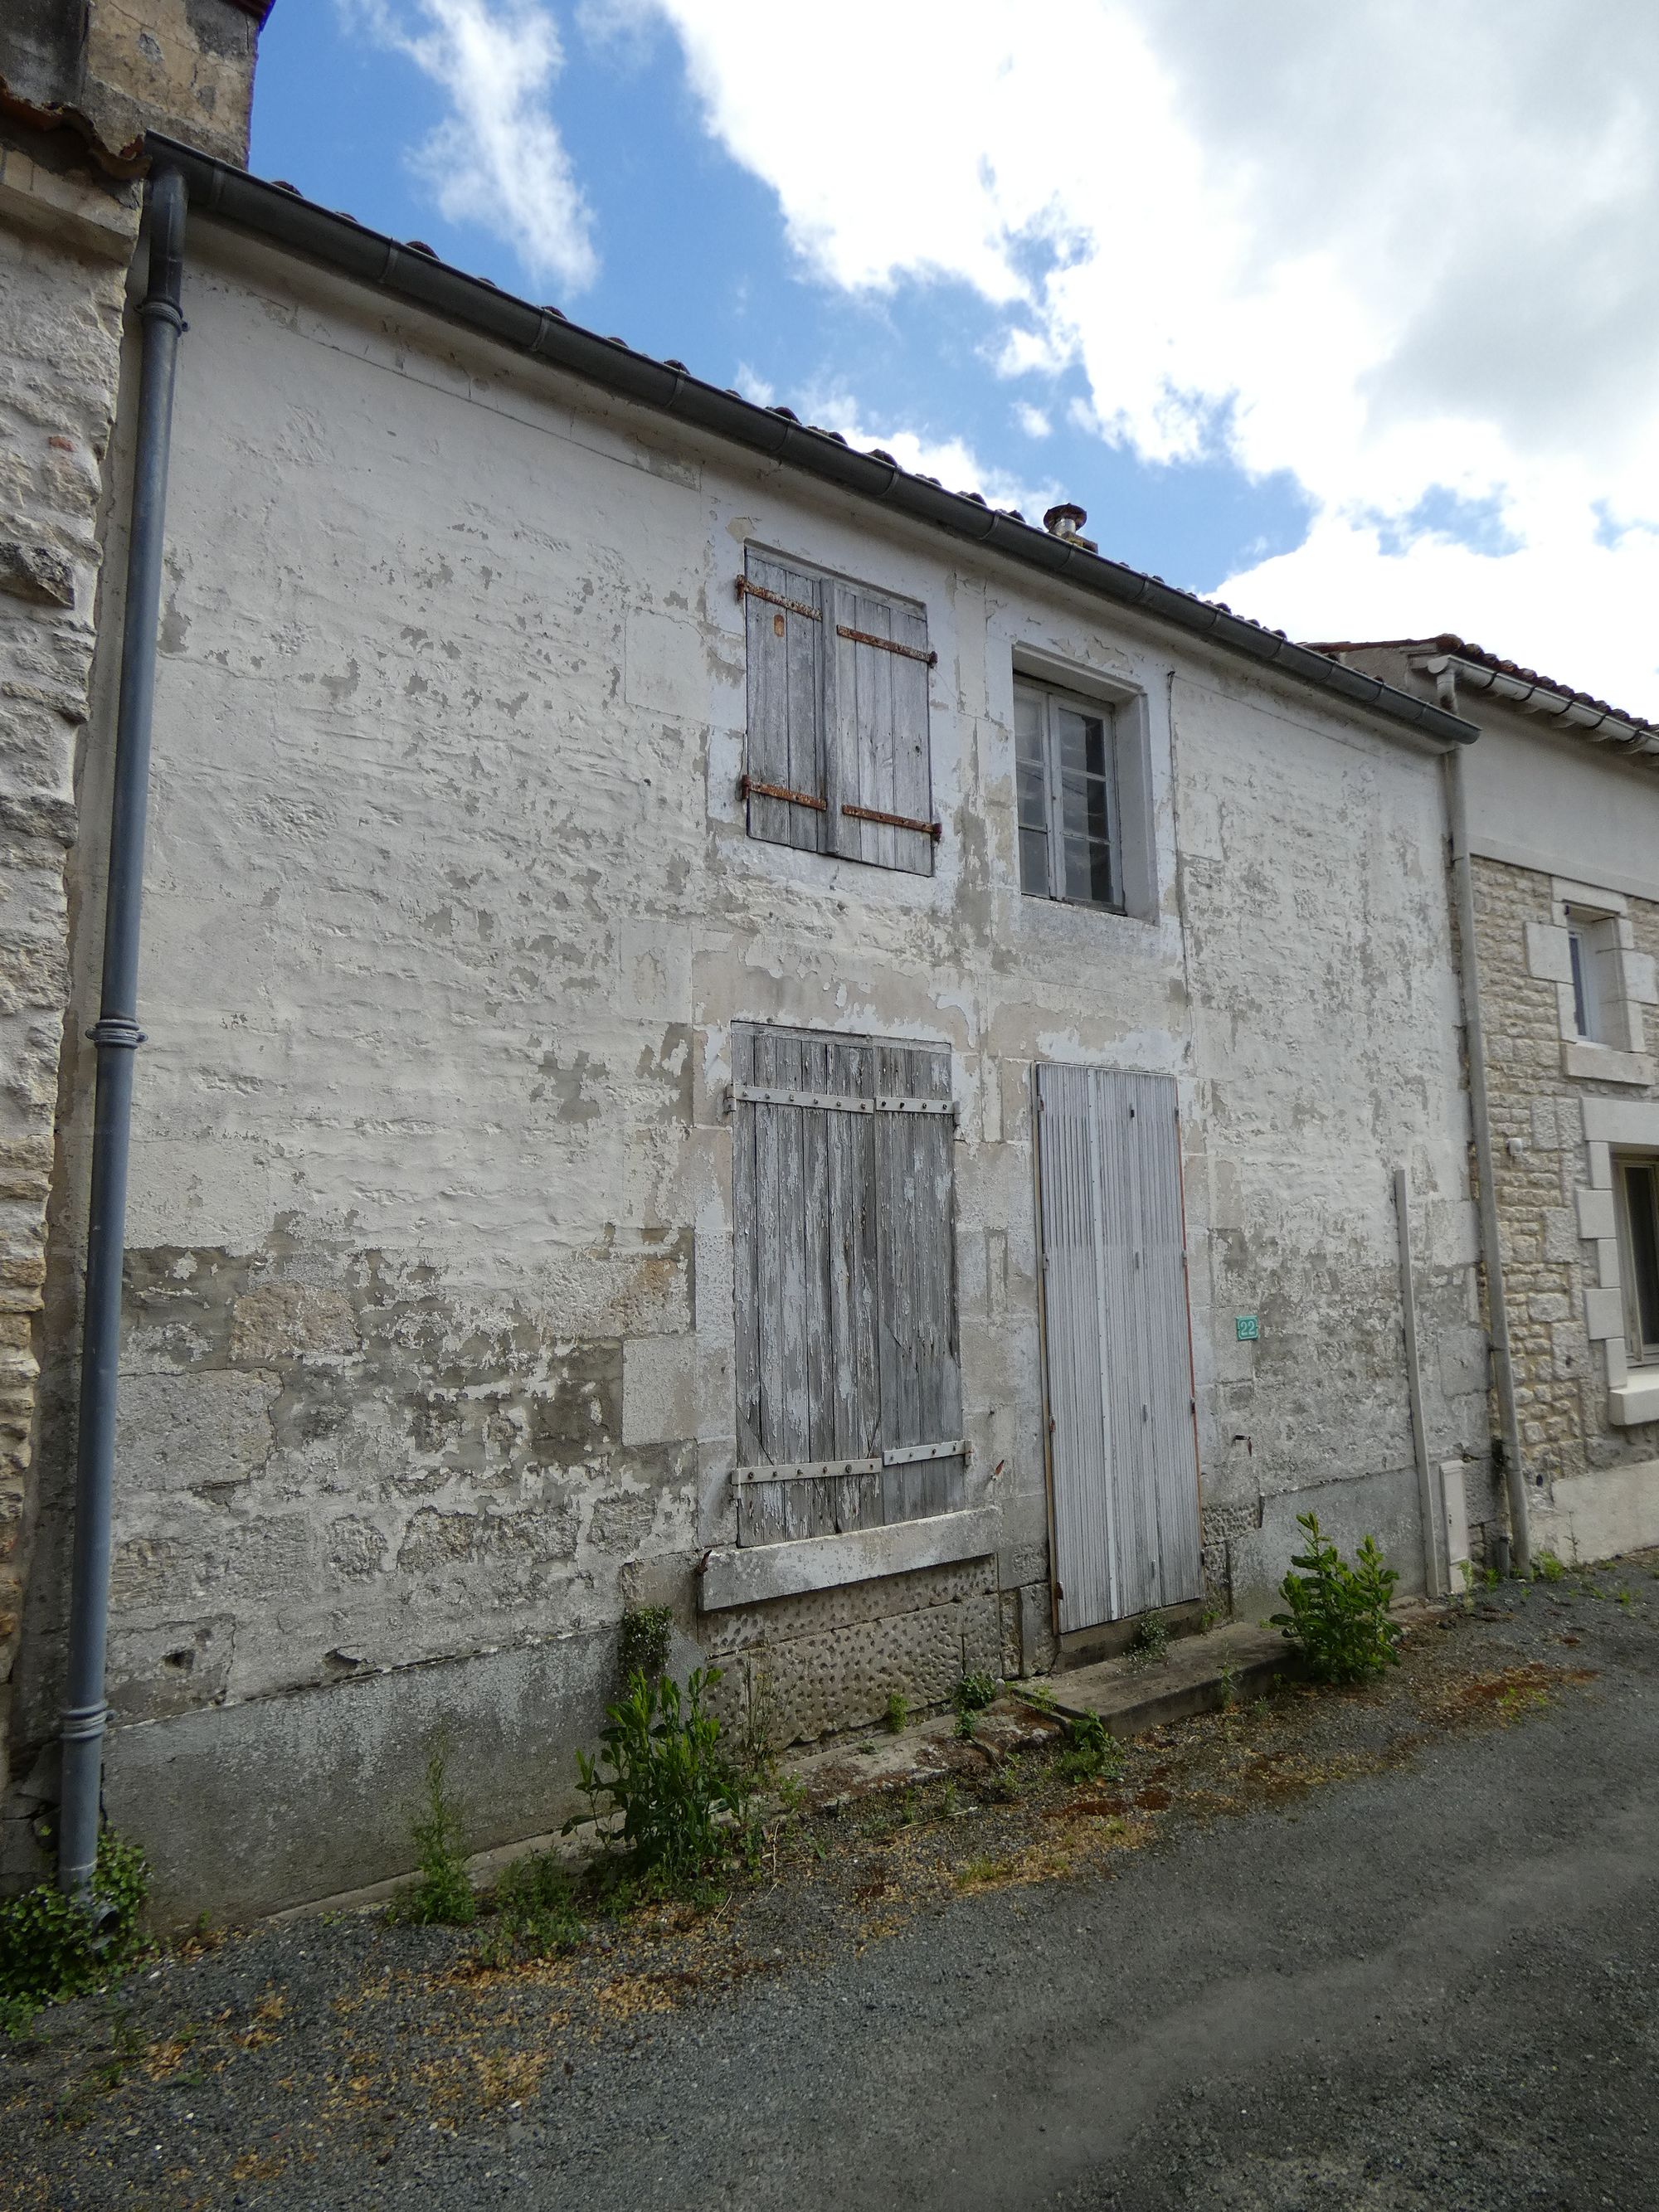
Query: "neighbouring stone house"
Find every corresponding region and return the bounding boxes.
[1322,637,1659,1572]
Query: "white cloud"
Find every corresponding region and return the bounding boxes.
[791,385,1058,525]
[353,0,597,293]
[645,0,1659,711]
[1013,402,1052,440]
[734,360,776,407]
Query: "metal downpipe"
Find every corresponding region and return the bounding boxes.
[1443,735,1531,1575]
[57,167,187,1897]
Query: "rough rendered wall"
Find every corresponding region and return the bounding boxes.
[1473,854,1659,1498]
[0,135,137,1879]
[1177,682,1491,1612]
[16,225,1481,1917]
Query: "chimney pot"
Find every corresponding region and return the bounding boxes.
[1042,502,1097,554]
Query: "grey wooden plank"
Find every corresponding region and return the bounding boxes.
[784,570,825,855]
[891,603,935,878]
[799,1033,835,1538]
[744,554,792,850]
[747,1028,789,1545]
[732,1027,761,1476]
[863,593,898,873]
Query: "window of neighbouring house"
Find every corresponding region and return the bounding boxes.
[1014,678,1122,911]
[1617,1156,1659,1366]
[1567,909,1618,1043]
[739,548,938,876]
[729,1023,965,1546]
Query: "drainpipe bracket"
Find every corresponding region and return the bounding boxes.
[86,1016,147,1049]
[59,1699,109,1743]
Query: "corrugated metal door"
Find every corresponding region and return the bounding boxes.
[1034,1064,1201,1632]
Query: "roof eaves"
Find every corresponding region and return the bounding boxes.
[148,135,1477,751]
[1311,634,1659,761]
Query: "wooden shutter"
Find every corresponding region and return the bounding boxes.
[826,581,936,875]
[1034,1065,1201,1630]
[732,1024,963,1545]
[742,551,827,853]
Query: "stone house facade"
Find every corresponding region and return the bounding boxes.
[1325,638,1659,1571]
[0,139,1497,1921]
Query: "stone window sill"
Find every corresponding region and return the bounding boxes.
[698,1504,999,1612]
[1561,1040,1655,1087]
[1610,1373,1659,1427]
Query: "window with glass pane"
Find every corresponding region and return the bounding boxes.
[1618,1159,1659,1364]
[1013,678,1121,912]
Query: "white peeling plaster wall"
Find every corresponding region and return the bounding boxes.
[20,224,1483,1905]
[1175,674,1490,1606]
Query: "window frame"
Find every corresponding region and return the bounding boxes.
[1566,907,1616,1044]
[1614,1153,1659,1368]
[1013,676,1125,915]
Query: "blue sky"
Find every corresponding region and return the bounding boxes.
[249,2,1659,712]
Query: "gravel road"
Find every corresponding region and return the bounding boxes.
[6,1562,1657,2210]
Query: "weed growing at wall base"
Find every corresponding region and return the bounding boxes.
[0,1830,149,2038]
[617,1605,674,1685]
[569,1667,749,1891]
[1270,1512,1402,1684]
[393,1742,477,1927]
[1058,1710,1124,1783]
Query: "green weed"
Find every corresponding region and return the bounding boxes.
[1057,1709,1123,1783]
[884,1691,909,1734]
[1269,1512,1402,1684]
[394,1741,477,1927]
[1129,1613,1170,1668]
[1534,1549,1566,1583]
[477,1851,585,1967]
[569,1666,748,1890]
[617,1604,674,1685]
[0,1830,150,2038]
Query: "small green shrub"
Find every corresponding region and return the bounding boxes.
[0,1830,149,2038]
[617,1605,674,1685]
[568,1666,747,1889]
[1057,1710,1123,1783]
[884,1691,908,1734]
[477,1850,584,1967]
[1269,1512,1402,1684]
[955,1670,1000,1715]
[952,1670,999,1742]
[1129,1612,1170,1668]
[397,1743,477,1927]
[1534,1548,1566,1584]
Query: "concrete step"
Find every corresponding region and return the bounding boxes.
[1016,1619,1301,1737]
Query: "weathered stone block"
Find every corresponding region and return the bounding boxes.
[0,542,73,608]
[230,1282,360,1364]
[114,1369,275,1495]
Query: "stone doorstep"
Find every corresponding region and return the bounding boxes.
[1019,1618,1301,1736]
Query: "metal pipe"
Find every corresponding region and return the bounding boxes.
[1443,731,1531,1575]
[1393,1164,1443,1597]
[58,166,187,1898]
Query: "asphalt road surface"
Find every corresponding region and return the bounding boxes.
[7,1573,1656,2210]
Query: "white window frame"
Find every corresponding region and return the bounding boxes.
[1581,1100,1659,1427]
[1013,677,1124,914]
[1614,1154,1659,1369]
[1521,879,1657,1086]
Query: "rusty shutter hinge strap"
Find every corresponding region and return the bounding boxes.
[740,772,828,812]
[834,621,937,667]
[841,801,942,840]
[737,575,822,621]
